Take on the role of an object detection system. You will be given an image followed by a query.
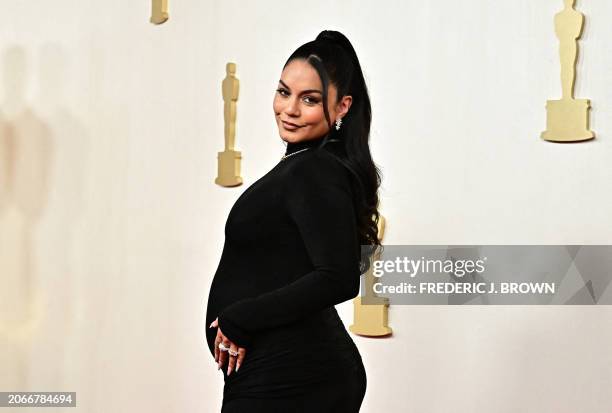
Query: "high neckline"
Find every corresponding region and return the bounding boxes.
[284,135,326,157]
[284,134,341,157]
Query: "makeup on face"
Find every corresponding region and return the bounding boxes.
[273,59,339,142]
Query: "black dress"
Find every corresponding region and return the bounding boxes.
[205,135,367,412]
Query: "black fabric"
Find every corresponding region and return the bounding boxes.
[220,362,367,413]
[205,135,367,411]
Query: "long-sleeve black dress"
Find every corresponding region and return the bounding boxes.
[205,135,367,412]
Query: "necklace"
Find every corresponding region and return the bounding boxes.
[280,147,311,161]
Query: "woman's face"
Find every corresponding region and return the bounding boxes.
[273,58,349,143]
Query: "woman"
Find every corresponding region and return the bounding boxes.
[205,30,381,412]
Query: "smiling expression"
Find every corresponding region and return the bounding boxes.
[273,58,352,144]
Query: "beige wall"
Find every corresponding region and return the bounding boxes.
[1,1,611,412]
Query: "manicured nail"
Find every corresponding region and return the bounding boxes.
[236,364,240,372]
[227,367,232,376]
[209,322,214,328]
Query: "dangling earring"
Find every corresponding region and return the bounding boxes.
[335,118,342,131]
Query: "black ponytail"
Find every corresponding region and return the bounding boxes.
[284,30,383,274]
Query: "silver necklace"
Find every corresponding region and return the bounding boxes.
[280,147,311,161]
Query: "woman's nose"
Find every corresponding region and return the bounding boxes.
[284,97,300,116]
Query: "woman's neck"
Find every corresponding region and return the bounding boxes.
[284,134,340,156]
[284,135,325,156]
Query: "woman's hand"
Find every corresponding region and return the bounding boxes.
[210,317,247,376]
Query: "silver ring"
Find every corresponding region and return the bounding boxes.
[228,349,239,357]
[218,342,230,352]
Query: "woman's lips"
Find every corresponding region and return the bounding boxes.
[281,120,303,130]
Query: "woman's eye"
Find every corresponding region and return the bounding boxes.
[303,96,319,105]
[276,88,318,105]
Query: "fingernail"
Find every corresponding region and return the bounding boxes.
[228,367,232,376]
[236,364,240,372]
[209,322,214,328]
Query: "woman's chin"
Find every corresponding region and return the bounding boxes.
[279,131,303,142]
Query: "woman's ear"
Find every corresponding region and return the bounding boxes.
[336,95,353,119]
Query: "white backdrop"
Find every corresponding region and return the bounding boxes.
[1,1,611,412]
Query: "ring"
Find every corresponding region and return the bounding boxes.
[228,349,239,357]
[218,342,230,352]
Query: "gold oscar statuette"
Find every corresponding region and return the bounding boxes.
[542,0,594,142]
[215,62,243,187]
[150,0,169,25]
[349,215,392,337]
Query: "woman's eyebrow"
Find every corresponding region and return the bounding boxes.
[278,79,322,95]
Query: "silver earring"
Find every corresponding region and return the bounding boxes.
[335,118,342,131]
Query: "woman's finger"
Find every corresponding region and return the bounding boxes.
[218,337,231,370]
[236,347,246,372]
[213,329,222,364]
[213,332,218,363]
[227,342,239,376]
[211,317,221,364]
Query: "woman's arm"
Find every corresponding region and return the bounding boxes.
[217,151,361,348]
